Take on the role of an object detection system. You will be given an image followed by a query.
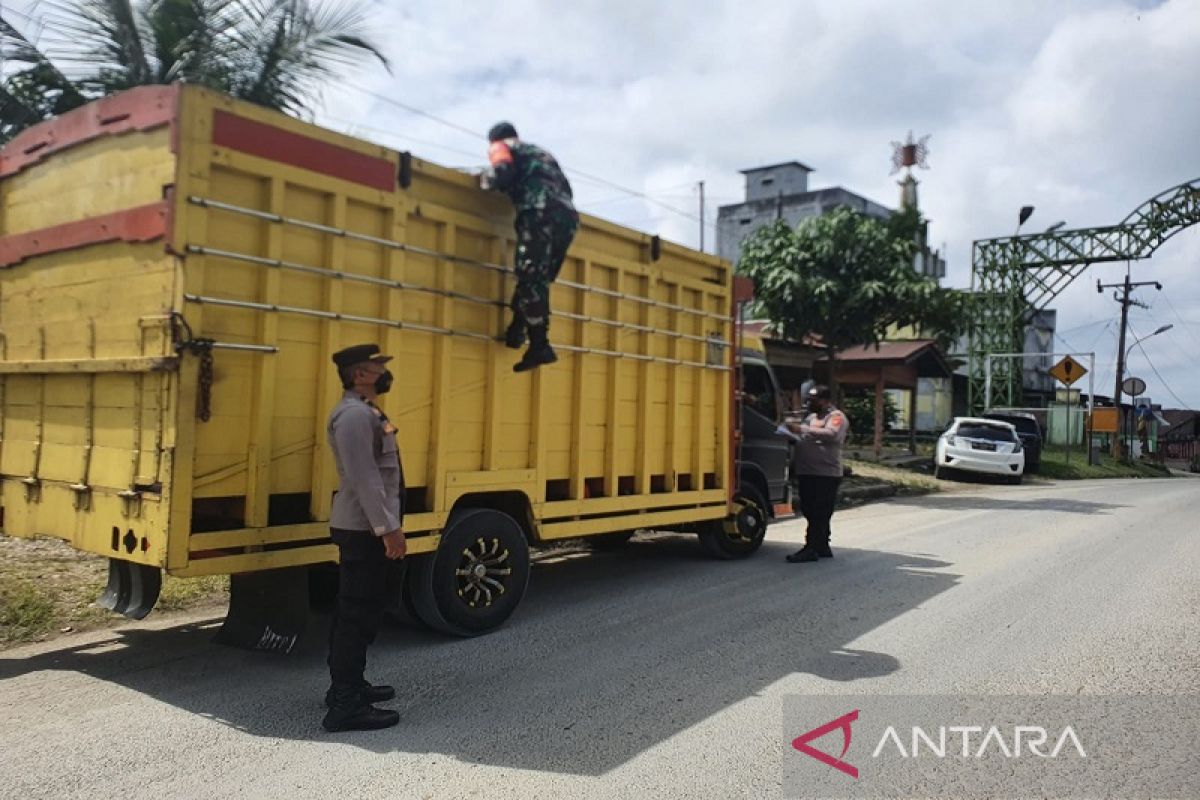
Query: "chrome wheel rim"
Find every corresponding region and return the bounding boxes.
[454,536,512,608]
[732,497,766,542]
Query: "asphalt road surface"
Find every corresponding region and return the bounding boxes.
[2,477,1197,799]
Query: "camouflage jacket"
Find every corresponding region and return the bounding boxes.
[488,139,575,215]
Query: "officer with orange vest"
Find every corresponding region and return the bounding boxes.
[784,385,850,563]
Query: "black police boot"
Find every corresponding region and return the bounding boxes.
[324,681,396,709]
[322,687,399,733]
[818,542,833,558]
[514,327,557,373]
[786,545,820,563]
[504,316,527,349]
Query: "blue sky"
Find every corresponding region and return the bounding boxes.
[5,0,1200,406]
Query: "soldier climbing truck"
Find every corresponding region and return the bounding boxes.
[0,86,789,650]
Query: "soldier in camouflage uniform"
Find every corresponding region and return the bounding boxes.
[481,121,579,372]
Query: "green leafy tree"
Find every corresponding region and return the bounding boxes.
[737,206,967,397]
[2,0,388,144]
[840,389,900,439]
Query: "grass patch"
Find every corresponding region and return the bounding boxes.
[1,535,229,647]
[845,459,941,494]
[157,574,229,611]
[1037,446,1173,480]
[0,580,57,642]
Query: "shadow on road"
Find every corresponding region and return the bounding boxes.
[0,535,957,775]
[886,492,1126,515]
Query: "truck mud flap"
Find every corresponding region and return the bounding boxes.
[215,567,309,653]
[97,558,163,620]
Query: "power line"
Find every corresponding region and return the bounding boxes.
[1085,320,1113,354]
[1057,317,1113,336]
[1125,321,1193,409]
[1159,292,1200,352]
[343,84,708,227]
[348,86,481,140]
[320,115,483,163]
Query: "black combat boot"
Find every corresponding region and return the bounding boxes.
[786,544,820,563]
[322,686,399,733]
[504,316,527,349]
[324,680,396,709]
[514,326,557,372]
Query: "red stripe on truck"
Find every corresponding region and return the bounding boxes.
[0,202,169,268]
[212,111,396,192]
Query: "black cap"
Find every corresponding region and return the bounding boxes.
[332,343,392,369]
[488,121,518,142]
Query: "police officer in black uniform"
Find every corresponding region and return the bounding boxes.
[323,344,406,732]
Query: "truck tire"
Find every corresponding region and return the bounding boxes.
[407,508,531,636]
[698,484,768,560]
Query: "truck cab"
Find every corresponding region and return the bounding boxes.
[737,336,791,518]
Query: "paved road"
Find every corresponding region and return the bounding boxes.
[2,478,1197,799]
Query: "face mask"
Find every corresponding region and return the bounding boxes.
[374,369,394,395]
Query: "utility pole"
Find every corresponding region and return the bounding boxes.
[698,180,705,253]
[1097,273,1161,459]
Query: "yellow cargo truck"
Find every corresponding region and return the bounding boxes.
[0,86,783,649]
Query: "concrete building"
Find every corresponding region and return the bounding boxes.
[716,162,946,283]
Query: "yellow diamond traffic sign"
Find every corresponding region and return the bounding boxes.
[1049,355,1087,386]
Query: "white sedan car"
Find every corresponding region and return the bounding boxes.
[935,417,1026,484]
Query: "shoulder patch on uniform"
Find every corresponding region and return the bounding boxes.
[489,140,514,166]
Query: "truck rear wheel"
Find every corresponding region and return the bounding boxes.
[407,508,531,636]
[698,485,768,560]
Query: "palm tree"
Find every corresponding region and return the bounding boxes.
[1,0,388,143]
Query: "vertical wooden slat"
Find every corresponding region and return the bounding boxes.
[569,260,591,498]
[244,177,285,528]
[482,235,506,470]
[603,269,623,496]
[381,200,407,479]
[716,289,733,491]
[690,290,706,487]
[427,221,455,511]
[665,283,681,492]
[30,327,46,486]
[166,92,209,569]
[529,271,555,501]
[77,320,96,493]
[635,275,652,494]
[309,194,347,522]
[529,363,547,500]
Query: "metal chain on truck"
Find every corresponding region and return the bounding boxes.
[171,312,216,422]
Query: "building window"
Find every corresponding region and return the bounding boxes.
[739,218,753,225]
[761,177,775,186]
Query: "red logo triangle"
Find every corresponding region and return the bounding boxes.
[791,709,860,779]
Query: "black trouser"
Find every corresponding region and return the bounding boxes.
[327,528,389,692]
[511,206,579,333]
[795,475,841,547]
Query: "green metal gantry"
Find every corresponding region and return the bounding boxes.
[968,178,1200,413]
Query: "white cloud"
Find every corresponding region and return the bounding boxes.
[6,0,1200,405]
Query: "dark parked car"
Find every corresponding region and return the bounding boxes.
[983,412,1044,472]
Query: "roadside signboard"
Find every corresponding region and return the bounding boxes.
[1090,407,1119,433]
[1122,376,1148,396]
[1049,355,1087,386]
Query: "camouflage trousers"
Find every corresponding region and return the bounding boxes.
[511,206,578,332]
